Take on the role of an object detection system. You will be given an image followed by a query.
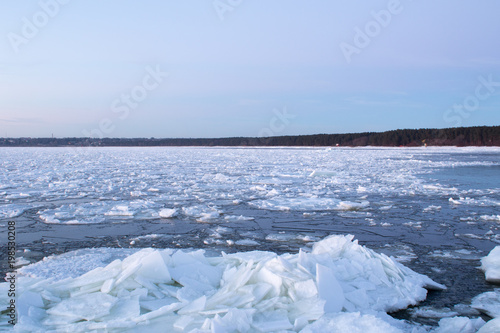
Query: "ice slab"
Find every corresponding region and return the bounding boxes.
[316,264,344,313]
[46,292,118,322]
[434,316,485,333]
[471,290,500,318]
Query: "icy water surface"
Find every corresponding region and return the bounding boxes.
[1,146,499,329]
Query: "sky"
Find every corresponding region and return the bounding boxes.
[1,0,500,138]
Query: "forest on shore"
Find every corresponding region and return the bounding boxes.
[1,126,499,147]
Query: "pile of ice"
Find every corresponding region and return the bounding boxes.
[2,235,446,332]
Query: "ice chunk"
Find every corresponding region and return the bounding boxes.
[337,200,370,211]
[173,315,194,330]
[197,211,221,222]
[46,292,117,322]
[481,246,500,283]
[135,250,171,283]
[477,318,500,333]
[435,316,486,333]
[140,297,177,311]
[235,239,260,246]
[100,279,115,293]
[410,306,459,319]
[169,251,222,292]
[17,290,45,318]
[18,248,138,281]
[316,264,344,313]
[312,234,355,256]
[471,290,500,318]
[211,309,253,332]
[300,312,404,333]
[182,205,221,219]
[159,208,177,218]
[101,296,140,322]
[0,204,30,218]
[178,295,207,315]
[481,215,500,222]
[293,279,318,299]
[134,302,183,322]
[252,310,293,332]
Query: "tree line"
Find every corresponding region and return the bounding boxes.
[1,126,498,147]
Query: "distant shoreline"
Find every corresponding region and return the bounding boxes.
[1,126,499,147]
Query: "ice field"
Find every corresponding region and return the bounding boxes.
[1,146,500,332]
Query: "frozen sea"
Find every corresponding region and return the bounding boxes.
[1,146,500,331]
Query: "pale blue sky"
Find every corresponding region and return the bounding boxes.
[1,0,499,138]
